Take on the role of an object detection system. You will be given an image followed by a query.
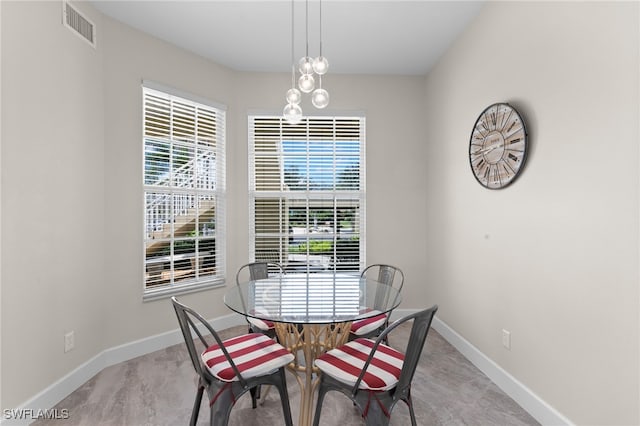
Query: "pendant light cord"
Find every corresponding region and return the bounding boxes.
[319,0,323,57]
[291,0,295,87]
[305,0,309,58]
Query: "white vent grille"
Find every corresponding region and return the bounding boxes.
[62,1,96,48]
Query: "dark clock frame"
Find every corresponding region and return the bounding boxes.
[468,103,528,190]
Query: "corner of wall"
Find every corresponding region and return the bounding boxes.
[0,0,3,417]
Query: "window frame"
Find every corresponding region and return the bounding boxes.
[248,114,366,274]
[142,82,226,301]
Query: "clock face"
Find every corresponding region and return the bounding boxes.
[469,103,527,189]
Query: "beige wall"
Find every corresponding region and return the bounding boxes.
[1,1,639,424]
[100,16,238,349]
[1,0,106,411]
[423,1,639,425]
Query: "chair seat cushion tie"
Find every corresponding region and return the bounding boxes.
[314,338,404,391]
[201,333,294,382]
[363,390,392,419]
[209,382,236,407]
[349,309,387,336]
[247,309,275,331]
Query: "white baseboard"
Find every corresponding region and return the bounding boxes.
[430,315,573,426]
[4,310,572,426]
[1,314,244,426]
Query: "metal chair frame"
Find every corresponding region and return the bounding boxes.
[350,264,405,342]
[171,297,293,426]
[235,262,284,337]
[235,262,286,405]
[313,305,438,426]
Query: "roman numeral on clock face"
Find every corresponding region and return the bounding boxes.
[502,161,515,179]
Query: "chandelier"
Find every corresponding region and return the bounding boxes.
[283,0,329,124]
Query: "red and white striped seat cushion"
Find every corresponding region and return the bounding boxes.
[349,309,387,336]
[247,309,275,331]
[201,333,294,382]
[314,338,404,391]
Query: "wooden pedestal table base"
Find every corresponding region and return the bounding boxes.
[274,322,351,426]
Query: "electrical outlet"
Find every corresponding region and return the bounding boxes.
[502,329,511,350]
[64,331,75,353]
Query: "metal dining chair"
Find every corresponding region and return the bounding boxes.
[235,262,284,338]
[313,305,438,426]
[171,297,294,426]
[235,262,285,405]
[349,264,404,342]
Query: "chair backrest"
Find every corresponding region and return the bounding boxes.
[352,305,438,399]
[171,297,246,386]
[394,305,438,400]
[236,262,284,285]
[361,264,404,310]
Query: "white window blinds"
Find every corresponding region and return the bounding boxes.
[248,115,365,273]
[143,85,226,297]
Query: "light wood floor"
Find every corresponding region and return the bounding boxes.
[33,323,539,426]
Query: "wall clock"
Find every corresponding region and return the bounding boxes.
[469,103,528,189]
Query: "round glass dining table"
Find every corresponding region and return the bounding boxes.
[224,272,402,426]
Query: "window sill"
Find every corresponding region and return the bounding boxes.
[142,278,225,302]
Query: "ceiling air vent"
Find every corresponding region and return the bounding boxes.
[62,1,96,48]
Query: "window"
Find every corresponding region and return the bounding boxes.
[249,115,365,273]
[143,83,226,299]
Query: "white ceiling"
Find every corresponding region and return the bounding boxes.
[90,0,485,76]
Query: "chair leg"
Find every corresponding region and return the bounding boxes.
[190,384,204,426]
[274,369,294,426]
[312,384,329,426]
[250,386,259,409]
[255,384,262,400]
[364,410,392,426]
[405,395,417,426]
[362,395,392,426]
[209,384,236,426]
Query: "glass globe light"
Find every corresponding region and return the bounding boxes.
[298,56,314,75]
[286,87,302,105]
[298,73,315,93]
[312,56,329,75]
[283,103,303,124]
[311,88,329,109]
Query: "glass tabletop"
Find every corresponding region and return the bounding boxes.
[224,272,402,324]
